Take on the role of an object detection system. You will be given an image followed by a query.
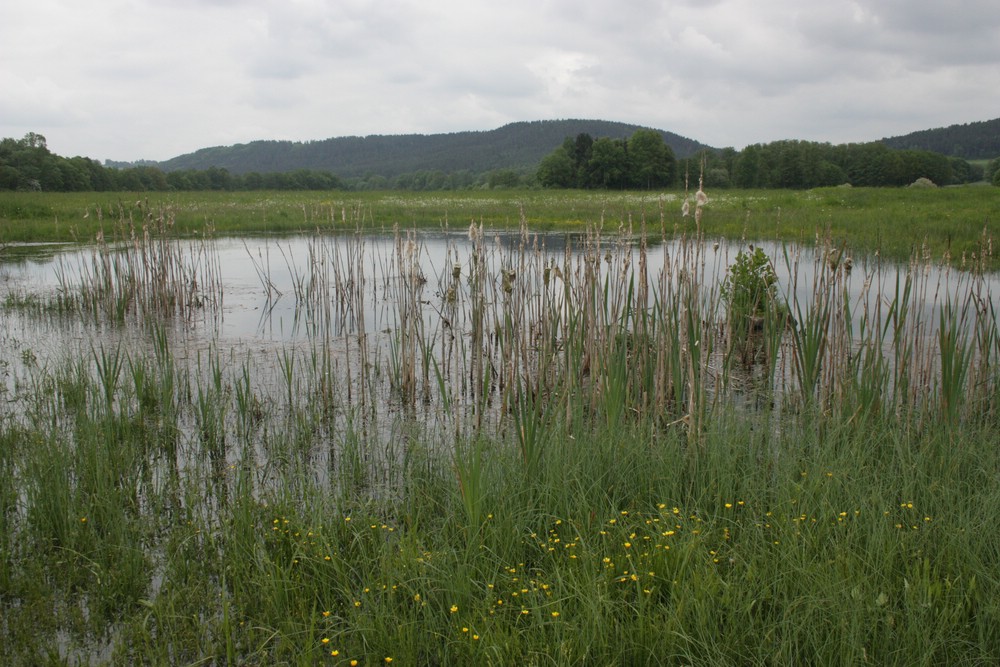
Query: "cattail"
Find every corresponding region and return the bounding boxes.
[502,269,516,293]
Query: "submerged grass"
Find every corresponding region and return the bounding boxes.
[1,194,1000,664]
[4,359,1000,664]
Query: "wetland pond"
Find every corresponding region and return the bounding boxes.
[2,226,998,663]
[1,227,997,484]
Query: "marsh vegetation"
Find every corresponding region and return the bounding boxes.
[1,189,999,664]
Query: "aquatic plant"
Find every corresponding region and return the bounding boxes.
[2,197,1000,663]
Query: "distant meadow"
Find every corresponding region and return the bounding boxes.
[2,186,1000,664]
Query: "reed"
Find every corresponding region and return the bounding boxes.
[2,197,1000,663]
[53,200,222,323]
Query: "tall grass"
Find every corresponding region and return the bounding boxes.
[1,201,999,663]
[53,200,222,323]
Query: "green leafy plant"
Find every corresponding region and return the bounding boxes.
[721,245,780,363]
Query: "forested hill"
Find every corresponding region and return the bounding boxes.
[153,120,711,177]
[880,118,1000,159]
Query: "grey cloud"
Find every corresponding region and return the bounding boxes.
[3,0,998,160]
[797,2,1000,67]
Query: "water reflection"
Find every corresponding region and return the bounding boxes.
[3,230,997,352]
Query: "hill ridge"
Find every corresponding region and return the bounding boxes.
[151,119,711,177]
[880,117,1000,159]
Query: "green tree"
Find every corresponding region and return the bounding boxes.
[205,166,233,190]
[446,170,475,190]
[486,169,522,189]
[39,158,65,191]
[537,146,575,188]
[69,157,105,190]
[705,167,731,188]
[361,174,390,190]
[0,165,20,190]
[586,137,628,188]
[22,132,47,150]
[897,150,952,186]
[242,172,264,190]
[627,129,676,189]
[58,160,90,191]
[816,161,848,186]
[734,144,762,188]
[572,134,593,171]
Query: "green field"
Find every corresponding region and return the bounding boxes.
[2,185,999,270]
[1,188,1000,664]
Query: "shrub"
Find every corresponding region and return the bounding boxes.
[721,246,777,320]
[721,245,780,363]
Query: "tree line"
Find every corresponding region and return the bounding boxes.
[3,131,998,193]
[1,132,535,192]
[538,134,992,190]
[536,129,677,189]
[0,134,344,192]
[711,140,984,189]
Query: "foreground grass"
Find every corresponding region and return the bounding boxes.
[1,186,998,270]
[2,332,999,664]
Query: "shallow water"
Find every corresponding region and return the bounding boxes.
[0,231,1000,328]
[3,230,994,355]
[2,229,996,429]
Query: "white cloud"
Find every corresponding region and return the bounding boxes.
[1,0,997,161]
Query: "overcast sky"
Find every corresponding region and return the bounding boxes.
[3,0,999,162]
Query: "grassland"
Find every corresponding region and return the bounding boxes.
[1,185,999,270]
[1,187,999,664]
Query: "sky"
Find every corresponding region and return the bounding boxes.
[2,0,999,163]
